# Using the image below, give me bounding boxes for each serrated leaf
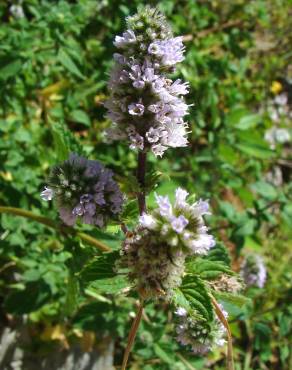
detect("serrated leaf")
[121,199,139,222]
[182,288,213,321]
[172,288,191,311]
[79,251,120,283]
[186,258,232,280]
[145,170,163,192]
[205,243,231,266]
[49,118,84,159]
[178,277,214,322]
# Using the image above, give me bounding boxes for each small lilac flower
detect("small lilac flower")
[175,188,189,208]
[114,30,136,48]
[171,215,189,233]
[155,194,172,218]
[152,143,167,157]
[175,307,187,316]
[191,199,211,216]
[145,127,162,143]
[129,133,144,150]
[190,234,216,255]
[128,103,145,116]
[139,213,157,229]
[40,186,54,201]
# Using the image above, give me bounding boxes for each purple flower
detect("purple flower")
[114,29,136,48]
[128,103,145,116]
[171,215,189,233]
[155,193,172,217]
[40,186,54,201]
[41,154,124,227]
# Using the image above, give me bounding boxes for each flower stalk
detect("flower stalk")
[0,206,111,252]
[121,299,144,370]
[137,151,147,215]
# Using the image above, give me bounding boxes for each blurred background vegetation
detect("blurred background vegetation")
[0,0,291,369]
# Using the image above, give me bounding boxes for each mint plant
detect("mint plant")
[1,5,247,370]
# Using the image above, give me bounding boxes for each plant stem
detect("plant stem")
[120,150,147,369]
[0,206,111,252]
[137,151,147,215]
[211,295,235,370]
[121,300,144,370]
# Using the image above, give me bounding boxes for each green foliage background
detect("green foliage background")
[0,0,291,369]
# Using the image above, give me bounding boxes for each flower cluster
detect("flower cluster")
[119,188,215,298]
[40,154,123,227]
[240,254,267,288]
[174,306,227,354]
[105,6,190,157]
[209,274,242,293]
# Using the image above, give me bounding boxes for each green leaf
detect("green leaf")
[204,243,231,266]
[87,275,128,294]
[80,251,128,295]
[5,282,51,314]
[214,291,251,307]
[178,277,214,322]
[186,258,232,280]
[236,132,275,159]
[0,59,22,80]
[50,121,70,161]
[69,109,91,126]
[236,114,261,130]
[153,344,173,364]
[58,49,85,79]
[145,170,163,193]
[121,200,139,222]
[49,118,84,160]
[64,274,79,316]
[234,218,257,237]
[251,181,278,200]
[79,251,120,283]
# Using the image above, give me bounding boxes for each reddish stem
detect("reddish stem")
[137,151,147,215]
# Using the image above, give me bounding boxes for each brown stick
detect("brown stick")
[211,296,235,370]
[183,19,243,42]
[121,300,144,370]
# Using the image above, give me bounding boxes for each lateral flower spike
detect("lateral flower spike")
[40,154,124,228]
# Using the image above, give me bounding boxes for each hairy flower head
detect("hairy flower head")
[174,304,228,354]
[119,188,215,298]
[240,254,267,288]
[40,154,123,227]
